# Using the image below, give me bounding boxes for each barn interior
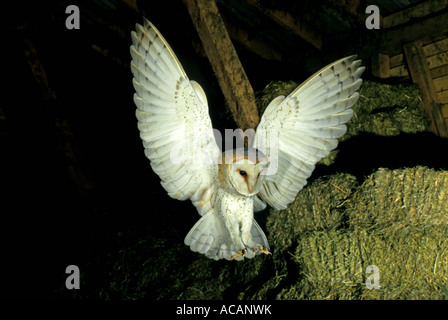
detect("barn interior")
[2,0,448,299]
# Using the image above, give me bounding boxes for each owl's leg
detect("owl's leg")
[221,216,247,259]
[231,249,247,260]
[253,244,271,255]
[241,220,270,256]
[240,216,259,253]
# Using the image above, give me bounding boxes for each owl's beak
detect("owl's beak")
[251,170,268,196]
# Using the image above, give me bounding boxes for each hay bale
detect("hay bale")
[268,166,448,300]
[94,226,268,300]
[266,173,358,250]
[97,229,188,299]
[347,80,429,139]
[278,228,448,300]
[348,167,448,233]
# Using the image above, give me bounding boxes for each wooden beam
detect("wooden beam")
[423,37,448,56]
[183,0,260,130]
[222,15,282,61]
[247,0,323,50]
[122,0,137,11]
[432,65,448,79]
[438,91,448,104]
[434,75,448,92]
[390,65,409,78]
[372,53,390,78]
[403,41,448,137]
[380,10,448,55]
[327,0,363,19]
[442,104,448,118]
[427,52,448,69]
[382,0,448,29]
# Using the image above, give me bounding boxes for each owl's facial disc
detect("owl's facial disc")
[229,159,269,196]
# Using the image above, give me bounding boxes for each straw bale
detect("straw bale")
[269,166,448,300]
[348,80,429,138]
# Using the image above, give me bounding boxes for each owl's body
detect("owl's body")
[130,18,365,260]
[185,147,270,260]
[188,186,258,260]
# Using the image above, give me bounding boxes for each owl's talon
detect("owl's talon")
[253,245,271,256]
[231,249,247,260]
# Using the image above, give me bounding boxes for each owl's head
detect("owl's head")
[222,147,269,196]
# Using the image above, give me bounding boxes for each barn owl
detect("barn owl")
[130,18,364,261]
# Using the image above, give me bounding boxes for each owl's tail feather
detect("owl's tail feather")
[184,211,236,260]
[250,219,270,252]
[184,211,270,261]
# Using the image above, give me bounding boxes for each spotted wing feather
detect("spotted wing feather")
[130,18,220,215]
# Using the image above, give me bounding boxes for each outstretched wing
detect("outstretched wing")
[253,55,365,210]
[130,18,220,215]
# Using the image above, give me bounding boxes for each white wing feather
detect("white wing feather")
[130,18,220,215]
[254,55,365,210]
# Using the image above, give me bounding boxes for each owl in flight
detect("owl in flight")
[130,18,364,261]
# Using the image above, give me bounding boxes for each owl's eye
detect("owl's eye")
[239,170,247,177]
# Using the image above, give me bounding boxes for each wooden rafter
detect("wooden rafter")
[184,0,260,130]
[382,0,448,29]
[222,15,282,61]
[372,53,390,78]
[381,9,448,55]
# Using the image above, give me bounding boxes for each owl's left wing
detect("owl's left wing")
[253,56,365,210]
[130,18,220,214]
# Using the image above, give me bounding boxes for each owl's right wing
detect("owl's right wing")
[253,56,364,210]
[130,18,220,215]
